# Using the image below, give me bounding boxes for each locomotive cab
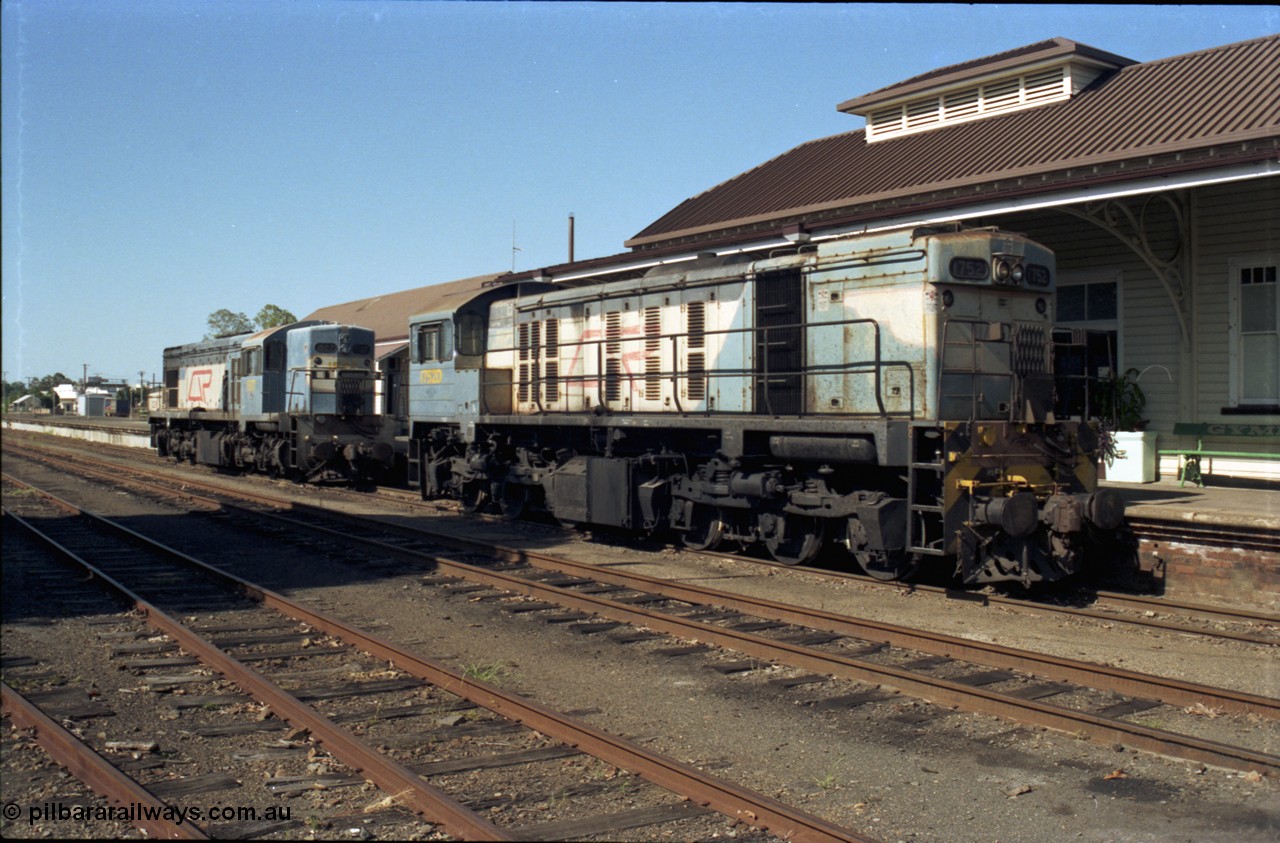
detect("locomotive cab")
[240,321,322,416]
[285,323,377,416]
[405,281,555,500]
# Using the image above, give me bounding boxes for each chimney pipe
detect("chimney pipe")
[568,213,575,264]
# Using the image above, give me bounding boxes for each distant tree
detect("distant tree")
[206,309,255,338]
[255,304,297,329]
[2,372,70,412]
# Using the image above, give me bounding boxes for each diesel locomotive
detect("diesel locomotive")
[150,321,394,483]
[404,226,1126,586]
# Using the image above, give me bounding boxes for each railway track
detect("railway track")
[7,433,1277,646]
[2,478,868,842]
[4,444,1276,780]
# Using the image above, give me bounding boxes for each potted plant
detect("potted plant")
[1095,368,1155,483]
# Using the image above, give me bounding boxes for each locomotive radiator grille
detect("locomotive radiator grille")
[517,320,546,405]
[605,311,622,402]
[518,322,530,404]
[1013,323,1049,377]
[687,301,707,401]
[544,318,559,404]
[645,306,662,401]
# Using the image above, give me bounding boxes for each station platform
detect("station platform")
[4,414,151,449]
[1106,479,1280,532]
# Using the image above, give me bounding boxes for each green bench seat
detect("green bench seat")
[1156,422,1280,486]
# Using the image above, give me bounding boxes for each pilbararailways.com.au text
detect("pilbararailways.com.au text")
[7,800,291,826]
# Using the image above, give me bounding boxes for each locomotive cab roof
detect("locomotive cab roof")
[408,280,556,325]
[241,320,327,344]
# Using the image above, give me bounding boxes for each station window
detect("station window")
[1057,279,1117,323]
[1229,258,1280,407]
[1053,270,1121,420]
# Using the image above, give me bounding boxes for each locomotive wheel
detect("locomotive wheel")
[856,550,921,581]
[765,515,824,566]
[497,483,528,520]
[460,481,489,515]
[681,504,725,551]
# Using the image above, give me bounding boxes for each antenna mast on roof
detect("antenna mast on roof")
[511,220,523,272]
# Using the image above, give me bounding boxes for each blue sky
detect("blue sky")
[3,2,1277,385]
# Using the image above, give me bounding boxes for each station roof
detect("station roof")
[302,273,507,351]
[626,34,1280,251]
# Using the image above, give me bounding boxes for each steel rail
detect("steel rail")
[3,503,515,842]
[1,683,209,840]
[332,534,1280,777]
[2,481,872,843]
[102,479,1271,778]
[9,439,1277,637]
[688,548,1280,640]
[273,499,1280,722]
[5,448,1275,717]
[8,450,1276,772]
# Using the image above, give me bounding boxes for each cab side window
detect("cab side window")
[457,311,486,356]
[415,321,453,363]
[243,347,262,376]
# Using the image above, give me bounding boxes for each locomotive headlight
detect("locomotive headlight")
[1035,297,1048,314]
[994,259,1011,283]
[313,356,323,366]
[1010,263,1024,283]
[942,289,955,308]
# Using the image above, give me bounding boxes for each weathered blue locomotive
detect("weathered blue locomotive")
[403,226,1125,586]
[150,321,394,482]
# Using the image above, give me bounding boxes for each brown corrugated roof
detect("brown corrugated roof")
[628,35,1280,249]
[302,273,507,343]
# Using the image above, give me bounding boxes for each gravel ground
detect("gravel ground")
[2,448,1278,841]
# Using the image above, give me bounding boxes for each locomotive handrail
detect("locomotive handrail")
[487,314,914,418]
[760,323,774,417]
[669,332,684,415]
[508,247,927,313]
[939,316,1020,423]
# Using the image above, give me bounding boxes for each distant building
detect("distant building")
[9,393,43,413]
[52,384,79,414]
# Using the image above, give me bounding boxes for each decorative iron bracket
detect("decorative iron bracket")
[1059,192,1190,348]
